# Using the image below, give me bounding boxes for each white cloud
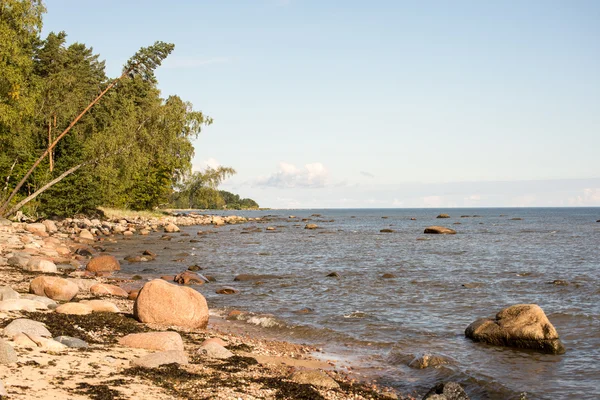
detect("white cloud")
[568,188,600,206]
[192,157,221,172]
[360,171,375,178]
[162,57,229,69]
[422,195,443,208]
[255,162,329,188]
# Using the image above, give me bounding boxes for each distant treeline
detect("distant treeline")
[0,1,255,217]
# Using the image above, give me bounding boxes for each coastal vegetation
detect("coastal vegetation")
[0,0,256,218]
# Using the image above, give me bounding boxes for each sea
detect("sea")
[104,208,600,399]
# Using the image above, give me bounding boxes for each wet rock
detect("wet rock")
[423,382,469,400]
[119,331,184,352]
[511,217,523,221]
[381,273,397,279]
[326,272,340,278]
[142,250,157,258]
[305,223,318,229]
[380,229,395,233]
[79,229,95,241]
[24,258,58,273]
[290,369,339,389]
[465,304,566,354]
[75,246,95,257]
[86,255,120,273]
[233,274,281,282]
[80,299,120,313]
[461,283,484,289]
[408,353,454,369]
[132,350,188,368]
[174,271,209,285]
[0,340,18,364]
[197,341,233,359]
[134,279,209,329]
[436,214,450,219]
[424,226,457,235]
[3,319,51,338]
[294,307,314,314]
[54,336,89,349]
[215,287,239,295]
[410,217,417,220]
[187,264,203,271]
[164,223,180,233]
[132,275,143,280]
[30,276,79,301]
[0,299,47,312]
[0,286,19,301]
[90,283,129,297]
[547,280,569,286]
[55,302,93,315]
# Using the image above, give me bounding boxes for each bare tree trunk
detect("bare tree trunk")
[5,163,84,217]
[0,70,129,216]
[48,119,53,172]
[2,158,18,195]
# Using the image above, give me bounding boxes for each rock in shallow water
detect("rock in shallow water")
[424,226,456,234]
[422,382,469,400]
[465,304,565,354]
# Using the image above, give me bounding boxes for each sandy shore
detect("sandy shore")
[0,216,405,400]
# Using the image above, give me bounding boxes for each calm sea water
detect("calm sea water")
[107,208,600,399]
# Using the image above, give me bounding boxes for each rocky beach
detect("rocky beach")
[0,213,407,400]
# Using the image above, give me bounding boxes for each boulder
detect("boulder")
[24,258,57,273]
[86,255,120,273]
[174,271,209,285]
[422,382,469,400]
[7,256,29,268]
[79,229,95,241]
[201,337,227,347]
[408,353,454,369]
[465,304,565,354]
[424,226,457,235]
[128,289,140,301]
[25,223,47,234]
[133,279,209,329]
[3,319,51,338]
[215,287,239,295]
[436,214,451,219]
[132,350,188,368]
[13,334,67,352]
[90,283,129,297]
[80,299,120,313]
[0,299,47,312]
[197,341,233,359]
[0,286,19,301]
[305,223,318,230]
[290,369,339,389]
[380,229,395,233]
[0,340,17,364]
[42,220,58,233]
[54,336,89,349]
[55,302,93,315]
[20,294,57,308]
[30,276,79,301]
[119,332,184,352]
[164,223,180,233]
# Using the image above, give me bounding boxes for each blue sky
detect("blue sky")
[43,1,600,208]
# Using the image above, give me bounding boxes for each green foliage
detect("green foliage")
[0,6,213,217]
[219,190,259,210]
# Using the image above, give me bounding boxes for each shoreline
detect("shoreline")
[0,215,406,400]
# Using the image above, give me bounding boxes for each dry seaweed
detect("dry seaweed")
[21,311,148,343]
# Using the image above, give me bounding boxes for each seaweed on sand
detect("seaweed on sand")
[20,311,148,344]
[71,382,125,400]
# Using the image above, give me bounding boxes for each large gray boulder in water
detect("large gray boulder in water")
[423,382,469,400]
[465,304,565,354]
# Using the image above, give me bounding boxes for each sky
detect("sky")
[42,0,600,208]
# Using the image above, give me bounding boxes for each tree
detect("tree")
[171,166,236,209]
[0,41,175,217]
